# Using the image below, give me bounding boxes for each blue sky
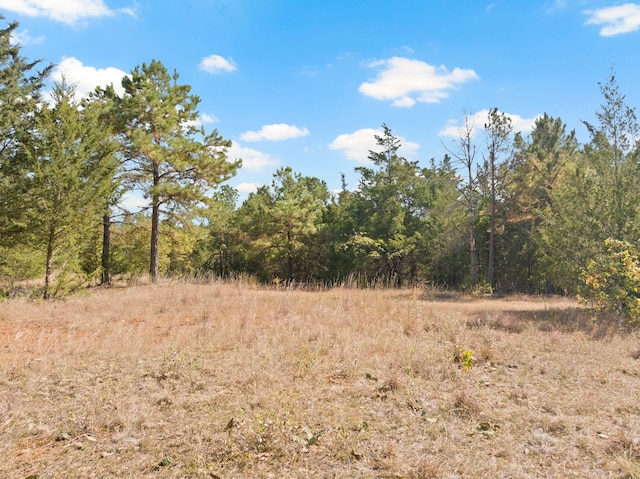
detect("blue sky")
[3,0,640,203]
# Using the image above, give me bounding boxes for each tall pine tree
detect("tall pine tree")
[118,60,240,282]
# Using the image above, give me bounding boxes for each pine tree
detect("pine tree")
[504,114,577,292]
[118,60,240,282]
[540,72,640,293]
[347,125,435,286]
[482,108,512,289]
[236,167,329,283]
[83,84,126,285]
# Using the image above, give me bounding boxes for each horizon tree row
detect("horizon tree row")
[191,72,640,296]
[1,20,639,299]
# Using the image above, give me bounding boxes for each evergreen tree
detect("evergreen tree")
[108,213,151,280]
[21,82,119,298]
[321,179,361,284]
[582,70,640,240]
[347,125,436,286]
[118,60,240,282]
[193,185,240,277]
[504,114,577,292]
[482,108,512,289]
[83,84,126,285]
[0,19,52,280]
[541,72,640,293]
[235,167,329,283]
[420,156,467,288]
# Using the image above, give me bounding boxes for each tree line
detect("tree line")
[2,20,639,300]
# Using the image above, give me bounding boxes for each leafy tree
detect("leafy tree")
[118,60,240,282]
[579,239,640,322]
[20,82,119,298]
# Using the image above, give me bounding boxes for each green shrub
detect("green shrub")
[578,239,640,322]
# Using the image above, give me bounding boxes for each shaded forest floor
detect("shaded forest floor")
[1,281,640,478]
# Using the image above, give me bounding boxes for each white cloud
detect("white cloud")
[329,128,419,164]
[0,0,134,24]
[199,54,237,74]
[119,192,149,212]
[509,113,542,135]
[584,3,640,36]
[544,0,567,14]
[228,142,279,172]
[52,57,127,98]
[235,182,261,194]
[330,128,380,162]
[402,140,421,158]
[438,119,466,139]
[438,109,541,139]
[9,29,45,46]
[359,57,479,107]
[201,113,220,124]
[181,113,220,131]
[240,123,310,142]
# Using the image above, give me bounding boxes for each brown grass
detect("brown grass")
[1,281,640,478]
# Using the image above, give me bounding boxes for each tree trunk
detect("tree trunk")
[487,154,496,288]
[286,227,293,282]
[101,213,111,285]
[468,163,477,284]
[44,224,56,300]
[150,162,160,283]
[150,198,160,283]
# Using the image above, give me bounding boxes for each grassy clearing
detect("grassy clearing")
[1,281,640,478]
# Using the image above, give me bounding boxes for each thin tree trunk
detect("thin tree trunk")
[286,228,293,282]
[445,111,479,287]
[44,224,56,300]
[488,155,496,288]
[150,198,160,283]
[150,162,160,283]
[101,213,111,285]
[468,163,477,284]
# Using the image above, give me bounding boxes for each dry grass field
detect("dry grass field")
[1,281,640,478]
